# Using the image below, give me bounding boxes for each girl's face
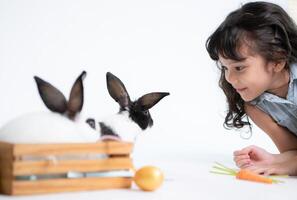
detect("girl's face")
[219,46,287,102]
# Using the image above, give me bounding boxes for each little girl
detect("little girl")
[206,2,297,175]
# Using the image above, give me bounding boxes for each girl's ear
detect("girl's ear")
[106,72,131,108]
[34,76,67,114]
[273,60,287,72]
[67,71,86,118]
[137,92,170,110]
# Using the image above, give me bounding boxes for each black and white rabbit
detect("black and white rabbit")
[0,71,169,144]
[87,72,170,143]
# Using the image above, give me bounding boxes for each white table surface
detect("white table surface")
[1,153,296,200]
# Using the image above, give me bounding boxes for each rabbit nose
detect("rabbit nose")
[99,122,121,141]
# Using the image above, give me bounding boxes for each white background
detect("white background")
[0,0,290,163]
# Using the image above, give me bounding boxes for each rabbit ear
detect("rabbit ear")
[137,92,170,110]
[67,71,86,119]
[34,76,67,114]
[106,72,131,108]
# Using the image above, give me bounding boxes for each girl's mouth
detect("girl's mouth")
[236,88,247,93]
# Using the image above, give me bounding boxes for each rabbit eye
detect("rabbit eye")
[86,118,96,129]
[143,110,149,115]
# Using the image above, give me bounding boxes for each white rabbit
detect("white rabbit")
[0,71,99,144]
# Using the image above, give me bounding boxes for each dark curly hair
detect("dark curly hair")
[205,2,297,130]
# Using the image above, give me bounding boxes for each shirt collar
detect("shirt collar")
[286,63,297,102]
[289,63,297,83]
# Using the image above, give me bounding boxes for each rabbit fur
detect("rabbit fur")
[0,71,169,144]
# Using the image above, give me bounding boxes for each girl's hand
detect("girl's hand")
[244,157,297,176]
[233,145,276,169]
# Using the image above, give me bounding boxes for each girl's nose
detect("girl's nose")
[225,71,238,85]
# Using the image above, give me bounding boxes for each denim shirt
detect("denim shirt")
[250,63,297,135]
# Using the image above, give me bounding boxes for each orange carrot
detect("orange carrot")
[236,169,273,184]
[210,162,283,184]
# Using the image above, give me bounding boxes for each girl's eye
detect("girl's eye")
[235,66,245,71]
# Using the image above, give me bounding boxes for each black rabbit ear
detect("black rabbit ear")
[137,92,170,110]
[34,76,67,114]
[106,72,131,108]
[68,71,86,118]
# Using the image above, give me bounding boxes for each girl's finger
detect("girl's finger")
[234,146,256,156]
[244,165,258,172]
[240,145,257,154]
[233,154,250,163]
[247,166,267,175]
[233,150,247,156]
[263,169,274,176]
[237,158,251,168]
[241,162,253,169]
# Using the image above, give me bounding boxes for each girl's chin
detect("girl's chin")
[239,94,256,102]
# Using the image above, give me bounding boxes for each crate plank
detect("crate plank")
[12,177,132,195]
[13,141,133,156]
[13,157,133,175]
[0,142,14,195]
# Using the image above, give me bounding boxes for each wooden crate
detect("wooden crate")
[0,141,134,195]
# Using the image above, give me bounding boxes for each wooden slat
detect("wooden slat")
[12,178,132,195]
[13,157,133,175]
[12,177,132,195]
[0,141,13,159]
[13,141,133,156]
[0,142,14,195]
